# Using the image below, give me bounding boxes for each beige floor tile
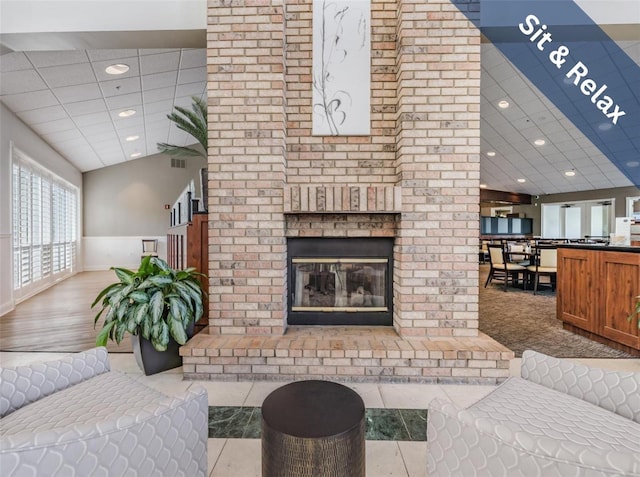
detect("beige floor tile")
[207,439,226,476]
[108,353,145,374]
[0,352,68,367]
[243,381,290,407]
[195,381,254,407]
[379,384,449,409]
[366,440,408,476]
[398,441,427,477]
[347,382,385,408]
[210,439,261,477]
[439,384,497,409]
[136,371,193,395]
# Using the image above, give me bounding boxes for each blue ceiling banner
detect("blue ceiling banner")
[453,0,640,188]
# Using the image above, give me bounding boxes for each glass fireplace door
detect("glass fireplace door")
[287,238,393,326]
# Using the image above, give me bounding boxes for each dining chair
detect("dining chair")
[485,244,527,291]
[526,245,557,295]
[141,239,159,261]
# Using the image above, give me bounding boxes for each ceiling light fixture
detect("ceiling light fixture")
[105,64,130,75]
[534,139,546,146]
[125,135,139,142]
[564,170,576,177]
[626,161,640,168]
[118,109,136,118]
[598,122,612,131]
[480,184,488,189]
[517,178,526,183]
[130,152,142,158]
[486,151,496,157]
[498,100,510,109]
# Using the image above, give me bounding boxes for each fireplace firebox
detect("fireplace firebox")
[287,238,393,325]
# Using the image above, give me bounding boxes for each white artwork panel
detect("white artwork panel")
[312,0,371,136]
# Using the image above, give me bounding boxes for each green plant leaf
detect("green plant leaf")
[134,303,150,325]
[115,323,126,344]
[169,316,188,345]
[149,275,174,287]
[91,282,122,308]
[142,317,151,340]
[96,321,115,346]
[151,257,172,273]
[113,267,135,284]
[126,312,138,334]
[128,290,150,304]
[150,290,164,323]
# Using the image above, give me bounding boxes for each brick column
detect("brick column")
[207,0,287,335]
[394,0,481,337]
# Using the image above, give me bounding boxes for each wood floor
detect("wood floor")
[0,271,133,353]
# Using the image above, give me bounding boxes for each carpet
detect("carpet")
[479,264,633,359]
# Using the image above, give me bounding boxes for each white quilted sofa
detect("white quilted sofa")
[0,347,208,477]
[427,350,640,476]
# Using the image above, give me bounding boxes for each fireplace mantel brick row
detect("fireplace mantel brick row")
[198,0,512,383]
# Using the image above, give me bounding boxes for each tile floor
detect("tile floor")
[1,352,638,477]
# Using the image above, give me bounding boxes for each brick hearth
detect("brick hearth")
[181,327,513,383]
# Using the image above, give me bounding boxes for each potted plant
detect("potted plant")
[92,256,204,375]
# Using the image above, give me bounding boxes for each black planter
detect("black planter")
[132,322,195,376]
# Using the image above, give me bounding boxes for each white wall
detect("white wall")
[0,103,83,315]
[83,236,166,271]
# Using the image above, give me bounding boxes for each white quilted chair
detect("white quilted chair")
[0,347,208,477]
[427,350,640,476]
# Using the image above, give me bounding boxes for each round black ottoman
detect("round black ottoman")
[261,380,365,477]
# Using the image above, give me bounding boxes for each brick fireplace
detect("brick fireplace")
[180,0,513,382]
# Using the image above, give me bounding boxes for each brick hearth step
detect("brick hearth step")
[180,327,513,384]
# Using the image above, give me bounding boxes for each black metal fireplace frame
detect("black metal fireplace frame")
[287,238,393,326]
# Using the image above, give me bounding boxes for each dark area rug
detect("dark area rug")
[479,264,633,358]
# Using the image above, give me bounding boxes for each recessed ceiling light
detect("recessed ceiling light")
[517,178,526,183]
[130,152,142,158]
[118,109,136,118]
[105,64,130,75]
[598,122,612,131]
[534,139,546,146]
[125,135,139,142]
[498,100,510,109]
[486,151,496,157]
[627,161,640,168]
[480,184,488,189]
[564,170,576,177]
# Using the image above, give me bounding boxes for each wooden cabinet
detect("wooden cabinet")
[557,246,640,353]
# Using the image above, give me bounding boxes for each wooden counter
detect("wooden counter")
[557,245,640,355]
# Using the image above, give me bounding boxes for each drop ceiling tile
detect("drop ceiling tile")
[177,67,206,85]
[64,99,108,117]
[79,122,117,137]
[71,111,111,127]
[53,83,102,103]
[176,82,206,97]
[143,99,174,114]
[112,115,144,130]
[139,49,180,56]
[142,71,178,90]
[87,49,139,62]
[105,92,142,110]
[180,49,206,69]
[31,118,77,135]
[41,129,83,144]
[139,51,180,75]
[0,52,32,72]
[26,51,89,68]
[0,70,48,95]
[100,76,141,97]
[143,86,176,103]
[38,63,97,88]
[17,105,69,124]
[144,111,169,123]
